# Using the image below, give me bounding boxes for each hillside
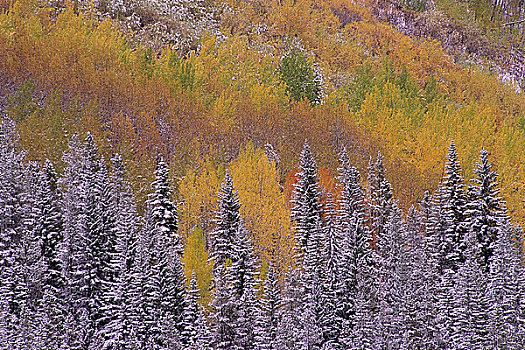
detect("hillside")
[1,0,525,218]
[2,0,525,348]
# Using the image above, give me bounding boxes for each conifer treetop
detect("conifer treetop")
[291,140,322,258]
[212,170,241,268]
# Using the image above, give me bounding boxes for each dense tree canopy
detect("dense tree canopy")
[1,123,524,348]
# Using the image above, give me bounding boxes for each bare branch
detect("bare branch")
[503,18,525,26]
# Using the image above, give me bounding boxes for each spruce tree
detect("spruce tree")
[276,269,304,350]
[402,207,436,349]
[440,141,468,270]
[211,173,260,350]
[228,224,260,350]
[230,224,259,299]
[321,193,342,349]
[30,160,66,349]
[211,265,240,350]
[367,152,393,239]
[434,268,456,348]
[182,274,209,349]
[291,140,322,260]
[255,265,281,350]
[300,230,326,350]
[452,234,491,349]
[61,133,118,349]
[466,149,506,272]
[103,155,141,349]
[336,149,373,340]
[427,186,456,274]
[142,157,185,348]
[39,160,64,294]
[323,192,341,294]
[0,118,28,348]
[488,222,523,348]
[374,203,405,349]
[211,170,241,268]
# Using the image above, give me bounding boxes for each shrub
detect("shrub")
[278,50,322,105]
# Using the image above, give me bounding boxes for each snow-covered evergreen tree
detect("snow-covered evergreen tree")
[255,265,281,350]
[488,222,524,348]
[439,141,468,271]
[182,274,210,349]
[367,152,393,239]
[39,160,64,294]
[466,149,506,272]
[30,160,66,349]
[211,264,240,350]
[320,193,342,349]
[433,267,456,348]
[300,230,327,350]
[451,234,491,349]
[401,207,437,349]
[276,269,304,350]
[211,170,241,268]
[210,174,261,350]
[336,149,374,345]
[427,185,457,275]
[102,154,141,349]
[141,157,185,348]
[0,118,28,348]
[229,223,260,350]
[291,140,323,260]
[374,203,405,349]
[61,133,118,349]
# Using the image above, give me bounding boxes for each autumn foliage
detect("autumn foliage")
[1,0,525,244]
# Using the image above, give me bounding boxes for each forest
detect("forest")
[1,119,525,349]
[1,0,525,347]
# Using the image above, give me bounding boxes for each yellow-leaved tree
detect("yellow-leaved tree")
[229,143,295,275]
[178,160,223,242]
[182,227,213,308]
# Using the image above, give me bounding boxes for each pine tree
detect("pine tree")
[452,234,491,349]
[300,232,325,350]
[488,222,523,349]
[466,149,506,272]
[238,282,260,350]
[427,186,456,274]
[227,223,260,350]
[255,265,281,350]
[276,269,304,350]
[39,160,64,294]
[291,140,323,260]
[182,274,209,349]
[230,224,259,299]
[31,160,66,349]
[211,170,241,268]
[440,141,468,271]
[210,174,260,350]
[367,152,393,239]
[374,203,405,349]
[336,149,374,343]
[148,157,181,253]
[0,118,28,348]
[211,265,240,350]
[434,268,456,348]
[402,207,436,349]
[129,227,150,349]
[61,133,118,349]
[417,191,432,234]
[102,154,141,349]
[321,193,341,349]
[141,157,185,348]
[323,192,341,295]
